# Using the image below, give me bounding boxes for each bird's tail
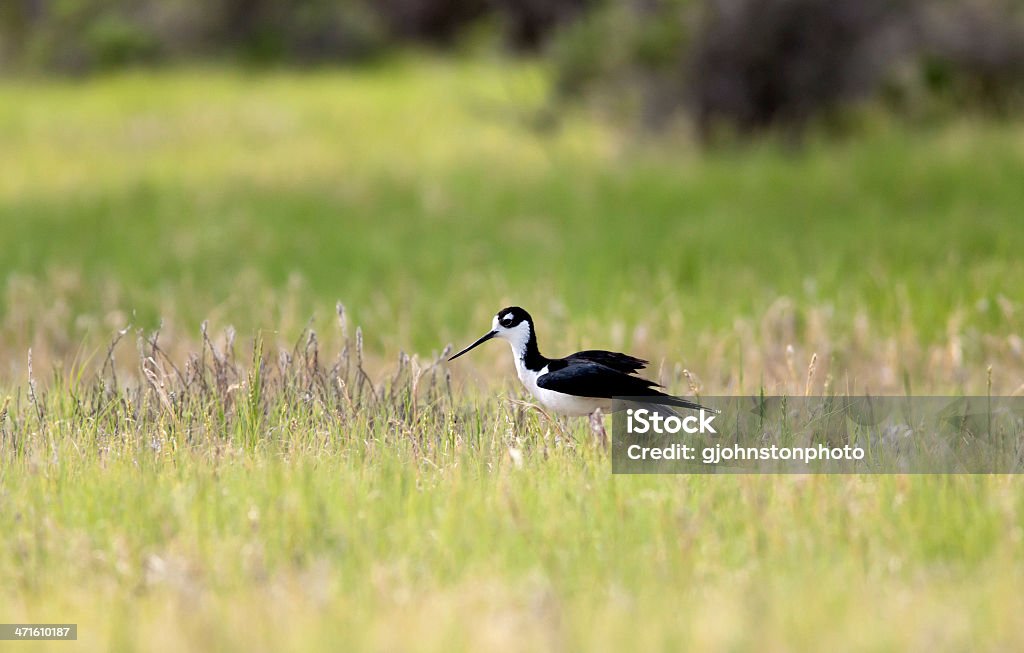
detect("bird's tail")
[627,389,719,416]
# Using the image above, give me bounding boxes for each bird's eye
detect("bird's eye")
[500,314,513,327]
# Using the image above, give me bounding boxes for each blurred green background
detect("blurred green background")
[2,0,1023,388]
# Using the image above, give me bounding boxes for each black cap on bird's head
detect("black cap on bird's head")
[449,306,534,361]
[494,306,531,330]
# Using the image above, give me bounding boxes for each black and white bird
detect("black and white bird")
[449,306,709,416]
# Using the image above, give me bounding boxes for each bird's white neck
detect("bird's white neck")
[495,320,532,362]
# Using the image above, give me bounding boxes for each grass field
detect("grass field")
[2,59,1024,651]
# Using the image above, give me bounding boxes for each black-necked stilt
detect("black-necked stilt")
[449,306,710,416]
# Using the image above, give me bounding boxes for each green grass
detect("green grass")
[1,59,1024,651]
[2,350,1023,652]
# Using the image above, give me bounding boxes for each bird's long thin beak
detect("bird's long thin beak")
[449,330,497,361]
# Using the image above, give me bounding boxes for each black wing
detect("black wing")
[538,360,711,412]
[563,350,648,374]
[538,360,660,397]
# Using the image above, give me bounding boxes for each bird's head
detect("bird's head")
[449,306,534,361]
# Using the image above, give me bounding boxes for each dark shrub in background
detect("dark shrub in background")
[374,0,488,44]
[492,0,594,50]
[551,0,1024,138]
[373,0,592,49]
[687,0,916,137]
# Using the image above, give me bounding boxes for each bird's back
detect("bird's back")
[563,350,648,375]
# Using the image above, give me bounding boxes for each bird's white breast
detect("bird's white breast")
[512,359,610,417]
